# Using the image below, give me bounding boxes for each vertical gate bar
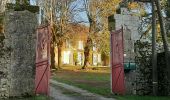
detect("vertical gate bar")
[110,32,113,93]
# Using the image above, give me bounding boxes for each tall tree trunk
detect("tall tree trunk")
[82,16,95,69]
[103,53,109,66]
[155,0,170,91]
[82,38,91,69]
[58,46,62,69]
[51,42,56,69]
[151,1,158,96]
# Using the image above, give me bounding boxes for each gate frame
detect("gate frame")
[110,27,125,95]
[35,25,51,95]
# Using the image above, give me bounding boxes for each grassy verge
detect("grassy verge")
[34,95,51,100]
[8,95,51,100]
[114,95,170,100]
[52,66,111,96]
[52,66,170,100]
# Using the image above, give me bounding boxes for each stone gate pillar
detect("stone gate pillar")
[114,8,141,94]
[3,10,38,97]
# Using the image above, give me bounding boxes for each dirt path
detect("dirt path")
[50,79,116,100]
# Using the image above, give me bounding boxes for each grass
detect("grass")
[8,95,51,100]
[114,95,170,100]
[52,66,170,100]
[52,66,111,96]
[33,95,50,100]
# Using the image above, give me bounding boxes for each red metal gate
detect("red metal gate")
[111,28,125,94]
[35,25,51,95]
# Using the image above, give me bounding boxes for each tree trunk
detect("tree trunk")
[82,37,91,69]
[51,42,56,69]
[155,0,170,92]
[82,16,95,69]
[58,46,62,69]
[151,0,158,96]
[103,54,109,66]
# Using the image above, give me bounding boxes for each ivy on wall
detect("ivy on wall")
[157,52,170,96]
[135,40,170,96]
[135,40,152,95]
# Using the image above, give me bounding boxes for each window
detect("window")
[66,40,71,48]
[98,54,101,63]
[93,42,97,51]
[77,52,83,65]
[78,41,83,50]
[93,46,97,51]
[93,54,98,66]
[63,51,71,64]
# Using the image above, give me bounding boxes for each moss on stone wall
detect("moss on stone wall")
[0,14,4,33]
[3,10,37,97]
[0,13,4,23]
[0,25,3,33]
[16,0,30,6]
[0,16,3,24]
[6,3,39,13]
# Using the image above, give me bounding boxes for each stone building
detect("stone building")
[54,24,102,67]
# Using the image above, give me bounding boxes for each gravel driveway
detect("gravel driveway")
[50,80,116,100]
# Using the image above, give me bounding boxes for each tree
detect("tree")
[37,0,80,69]
[154,0,170,93]
[82,0,121,69]
[135,0,170,95]
[151,0,158,96]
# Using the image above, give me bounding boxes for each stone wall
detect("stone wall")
[114,8,140,63]
[0,12,9,98]
[0,10,37,98]
[124,70,136,94]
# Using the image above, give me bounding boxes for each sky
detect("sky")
[29,0,153,27]
[30,0,89,26]
[72,0,89,25]
[30,0,36,5]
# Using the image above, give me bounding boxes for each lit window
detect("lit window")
[98,54,101,63]
[93,46,97,51]
[93,42,97,51]
[66,40,71,48]
[78,41,83,50]
[63,51,71,64]
[93,54,98,66]
[77,52,83,65]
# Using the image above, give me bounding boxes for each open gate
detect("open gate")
[35,25,51,95]
[111,28,125,94]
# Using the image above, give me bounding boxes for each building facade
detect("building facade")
[54,25,102,67]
